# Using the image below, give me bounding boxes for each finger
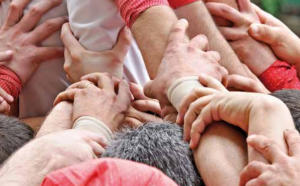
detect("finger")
[184,95,215,141]
[67,80,95,90]
[130,83,150,100]
[168,19,189,44]
[0,51,13,62]
[221,67,229,87]
[252,3,275,24]
[61,23,85,55]
[29,16,68,44]
[112,26,132,59]
[81,73,119,91]
[117,80,131,108]
[143,80,155,99]
[248,24,280,45]
[237,0,253,13]
[126,106,163,123]
[247,135,286,163]
[206,2,244,25]
[227,75,262,93]
[89,140,105,157]
[53,89,80,105]
[189,117,206,149]
[206,51,221,62]
[284,129,300,157]
[189,35,209,51]
[219,27,247,41]
[178,87,218,124]
[34,47,64,63]
[131,100,162,117]
[3,0,32,27]
[244,178,260,186]
[20,0,63,32]
[124,117,143,128]
[85,132,109,147]
[0,88,14,104]
[198,74,228,92]
[239,161,268,186]
[0,101,10,113]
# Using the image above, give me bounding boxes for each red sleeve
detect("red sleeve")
[0,65,21,100]
[259,60,300,92]
[168,0,199,9]
[116,0,170,28]
[41,158,178,186]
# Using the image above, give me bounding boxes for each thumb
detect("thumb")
[113,26,132,58]
[143,80,155,100]
[0,50,13,62]
[248,23,281,45]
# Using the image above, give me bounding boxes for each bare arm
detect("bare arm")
[131,6,178,79]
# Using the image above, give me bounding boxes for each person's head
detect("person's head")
[271,89,300,131]
[102,122,203,186]
[0,115,34,164]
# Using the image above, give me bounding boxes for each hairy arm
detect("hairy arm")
[35,102,73,138]
[131,6,178,79]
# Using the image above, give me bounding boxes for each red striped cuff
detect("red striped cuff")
[168,0,199,9]
[0,65,22,100]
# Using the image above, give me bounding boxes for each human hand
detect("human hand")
[54,73,131,131]
[227,74,270,93]
[206,0,277,76]
[0,0,66,85]
[240,130,300,186]
[61,23,132,83]
[178,74,288,149]
[249,4,300,66]
[144,19,228,118]
[124,83,162,127]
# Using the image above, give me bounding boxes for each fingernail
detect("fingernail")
[250,24,259,34]
[6,50,13,56]
[7,95,13,103]
[247,135,256,141]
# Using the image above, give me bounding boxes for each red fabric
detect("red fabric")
[0,65,21,100]
[116,0,169,28]
[259,60,300,92]
[168,0,199,9]
[41,158,178,186]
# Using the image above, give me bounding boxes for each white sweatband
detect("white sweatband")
[73,116,113,142]
[167,76,203,111]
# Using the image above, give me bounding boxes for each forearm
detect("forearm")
[21,117,45,133]
[174,1,255,78]
[35,102,73,138]
[131,6,178,79]
[248,98,295,162]
[194,122,247,186]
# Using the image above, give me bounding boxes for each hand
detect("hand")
[240,130,300,186]
[61,23,132,83]
[227,74,270,93]
[178,74,289,149]
[124,83,163,127]
[0,130,107,186]
[0,50,13,62]
[0,0,66,85]
[206,0,277,76]
[249,4,300,66]
[144,19,228,117]
[54,73,131,131]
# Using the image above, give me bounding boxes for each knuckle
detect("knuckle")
[187,45,197,53]
[29,6,42,16]
[9,2,19,12]
[43,20,57,31]
[171,26,184,34]
[262,140,277,152]
[70,52,83,63]
[63,63,70,72]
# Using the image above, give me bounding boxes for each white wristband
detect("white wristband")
[167,76,203,111]
[73,116,113,142]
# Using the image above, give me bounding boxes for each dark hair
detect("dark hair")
[271,89,300,131]
[0,115,34,164]
[102,122,204,186]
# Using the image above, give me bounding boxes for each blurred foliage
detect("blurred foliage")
[261,0,282,16]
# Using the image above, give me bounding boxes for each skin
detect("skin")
[0,130,107,186]
[249,4,300,78]
[61,23,132,82]
[240,130,300,186]
[206,0,277,76]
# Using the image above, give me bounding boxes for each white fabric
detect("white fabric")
[0,0,149,118]
[74,116,113,142]
[167,76,203,111]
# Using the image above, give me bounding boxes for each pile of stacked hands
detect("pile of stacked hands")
[0,0,300,185]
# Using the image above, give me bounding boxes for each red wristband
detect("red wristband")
[0,65,22,100]
[116,0,169,28]
[259,60,300,92]
[168,0,199,9]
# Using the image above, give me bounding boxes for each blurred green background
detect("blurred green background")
[252,0,300,36]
